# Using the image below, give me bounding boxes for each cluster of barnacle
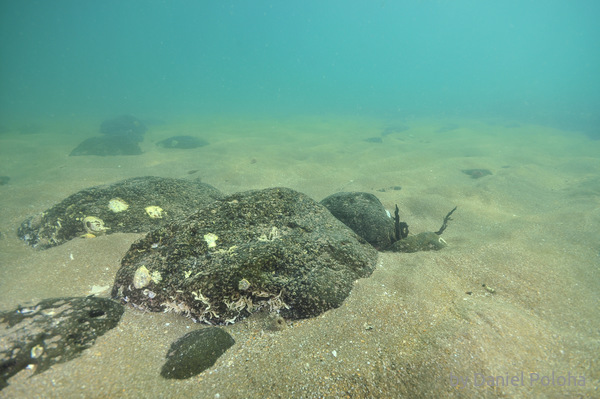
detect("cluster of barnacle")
[265,290,290,312]
[158,284,291,326]
[159,289,220,324]
[192,289,221,320]
[221,289,290,322]
[223,293,256,313]
[221,294,254,325]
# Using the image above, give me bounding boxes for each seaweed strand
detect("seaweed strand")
[435,206,457,236]
[394,205,409,241]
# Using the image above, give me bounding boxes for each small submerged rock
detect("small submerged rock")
[381,124,409,136]
[376,186,402,193]
[389,231,447,253]
[436,123,460,133]
[156,135,208,149]
[462,169,492,179]
[69,136,143,156]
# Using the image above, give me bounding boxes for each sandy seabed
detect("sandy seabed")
[0,115,598,398]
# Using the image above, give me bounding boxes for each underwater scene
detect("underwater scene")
[0,1,599,398]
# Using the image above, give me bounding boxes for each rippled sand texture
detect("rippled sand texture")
[1,116,598,398]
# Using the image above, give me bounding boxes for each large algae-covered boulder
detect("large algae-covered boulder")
[18,176,223,249]
[111,187,378,324]
[0,296,124,390]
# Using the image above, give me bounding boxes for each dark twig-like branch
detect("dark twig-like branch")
[435,206,457,235]
[394,205,400,241]
[394,204,409,241]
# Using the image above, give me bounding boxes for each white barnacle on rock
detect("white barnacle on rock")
[151,270,162,284]
[238,278,251,291]
[133,265,152,289]
[258,226,281,242]
[83,216,110,234]
[108,197,129,213]
[204,233,218,248]
[145,206,164,219]
[30,345,44,359]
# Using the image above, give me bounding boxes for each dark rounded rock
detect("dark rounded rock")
[320,192,395,250]
[161,327,235,379]
[112,187,377,324]
[18,176,223,249]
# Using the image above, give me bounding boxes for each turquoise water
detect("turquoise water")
[1,3,600,396]
[1,1,599,134]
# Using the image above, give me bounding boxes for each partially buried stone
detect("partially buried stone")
[389,232,447,253]
[112,187,378,324]
[17,176,223,249]
[462,169,492,179]
[320,191,396,250]
[156,135,208,149]
[161,327,235,379]
[0,296,124,390]
[381,124,409,136]
[69,136,142,156]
